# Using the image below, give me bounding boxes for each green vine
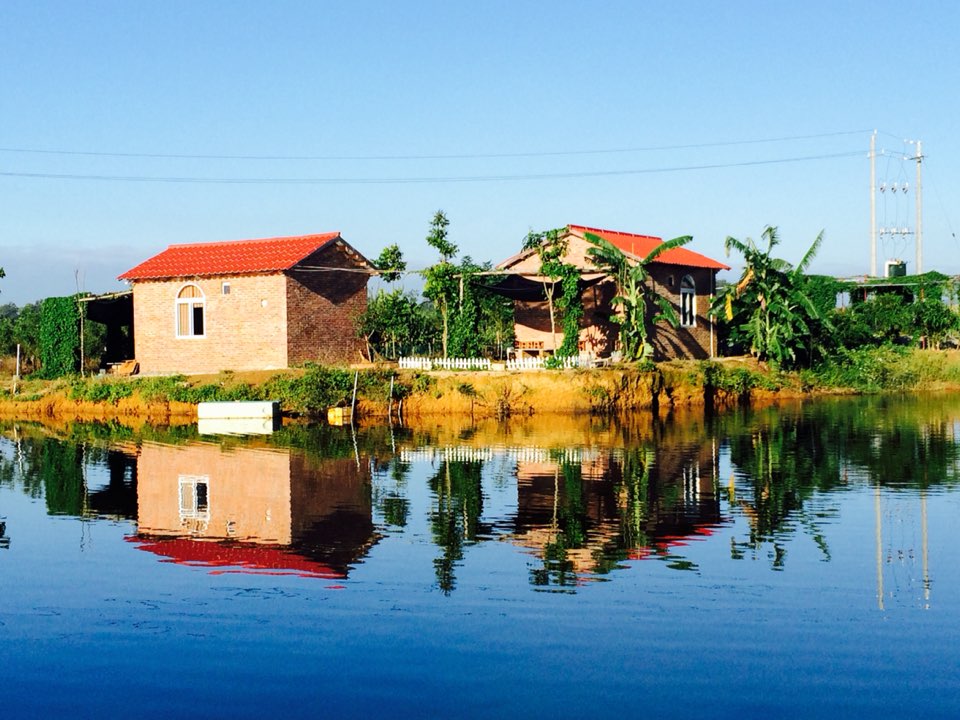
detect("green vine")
[556,266,583,356]
[524,228,583,356]
[39,296,81,378]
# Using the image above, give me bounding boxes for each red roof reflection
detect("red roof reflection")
[127,535,345,580]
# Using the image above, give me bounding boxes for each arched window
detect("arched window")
[680,275,696,327]
[176,284,205,337]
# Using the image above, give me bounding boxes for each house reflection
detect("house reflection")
[508,441,725,587]
[131,441,376,579]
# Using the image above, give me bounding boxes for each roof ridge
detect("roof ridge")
[166,232,341,249]
[568,224,663,242]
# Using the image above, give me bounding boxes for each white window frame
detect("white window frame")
[178,474,211,522]
[680,275,697,328]
[175,284,206,338]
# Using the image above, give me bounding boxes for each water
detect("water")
[2,395,960,718]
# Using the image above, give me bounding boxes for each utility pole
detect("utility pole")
[870,131,878,277]
[915,139,923,274]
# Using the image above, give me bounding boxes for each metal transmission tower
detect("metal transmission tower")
[869,132,924,277]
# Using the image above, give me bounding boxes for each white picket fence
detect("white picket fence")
[399,355,595,372]
[399,356,492,371]
[505,355,593,371]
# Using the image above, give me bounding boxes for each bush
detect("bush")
[263,364,354,415]
[811,346,918,392]
[68,377,135,404]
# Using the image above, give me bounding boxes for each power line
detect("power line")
[0,150,865,185]
[0,130,871,162]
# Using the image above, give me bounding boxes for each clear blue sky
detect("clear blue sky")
[2,0,958,305]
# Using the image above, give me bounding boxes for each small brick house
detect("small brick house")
[118,232,371,374]
[494,224,729,360]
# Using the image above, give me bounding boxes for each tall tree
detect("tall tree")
[423,211,459,357]
[720,226,828,367]
[586,232,692,360]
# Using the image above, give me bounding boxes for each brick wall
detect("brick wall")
[285,242,368,366]
[647,265,718,360]
[132,274,288,374]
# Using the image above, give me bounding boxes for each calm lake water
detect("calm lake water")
[2,395,960,718]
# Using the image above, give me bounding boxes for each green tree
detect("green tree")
[373,244,407,283]
[13,302,41,369]
[719,226,828,368]
[585,231,693,360]
[446,256,515,358]
[422,210,459,357]
[523,228,582,356]
[358,289,439,359]
[913,296,960,347]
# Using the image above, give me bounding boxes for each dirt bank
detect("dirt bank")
[5,351,957,425]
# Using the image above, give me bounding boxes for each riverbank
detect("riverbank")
[3,348,960,424]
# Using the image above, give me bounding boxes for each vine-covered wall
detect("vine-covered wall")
[39,296,81,377]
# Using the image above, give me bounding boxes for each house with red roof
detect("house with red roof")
[118,232,372,374]
[493,225,729,360]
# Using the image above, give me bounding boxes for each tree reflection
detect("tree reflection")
[374,457,411,528]
[428,460,486,594]
[529,461,587,591]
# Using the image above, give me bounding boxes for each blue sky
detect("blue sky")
[2,1,958,305]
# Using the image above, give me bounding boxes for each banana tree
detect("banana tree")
[721,226,829,367]
[585,232,692,360]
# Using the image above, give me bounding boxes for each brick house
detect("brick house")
[118,233,371,374]
[493,224,729,360]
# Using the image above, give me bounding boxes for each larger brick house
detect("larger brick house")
[494,224,729,360]
[119,232,371,374]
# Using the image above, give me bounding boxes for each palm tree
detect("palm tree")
[585,232,692,360]
[721,226,828,367]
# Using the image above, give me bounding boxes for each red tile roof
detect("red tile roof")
[118,232,343,281]
[569,224,730,271]
[127,536,345,580]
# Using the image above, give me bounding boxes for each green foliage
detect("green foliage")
[264,364,355,414]
[809,345,918,392]
[13,303,41,364]
[373,243,407,283]
[425,209,457,260]
[68,377,136,403]
[408,372,436,396]
[717,226,829,368]
[556,266,583,356]
[359,289,439,359]
[447,257,512,358]
[524,228,583,357]
[697,361,766,395]
[913,296,960,346]
[828,289,960,350]
[38,296,81,378]
[586,231,692,360]
[422,219,459,357]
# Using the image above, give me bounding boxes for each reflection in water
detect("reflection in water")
[132,441,376,579]
[2,393,959,600]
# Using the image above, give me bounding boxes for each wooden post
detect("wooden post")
[350,370,359,426]
[387,375,395,423]
[78,297,85,377]
[12,344,20,395]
